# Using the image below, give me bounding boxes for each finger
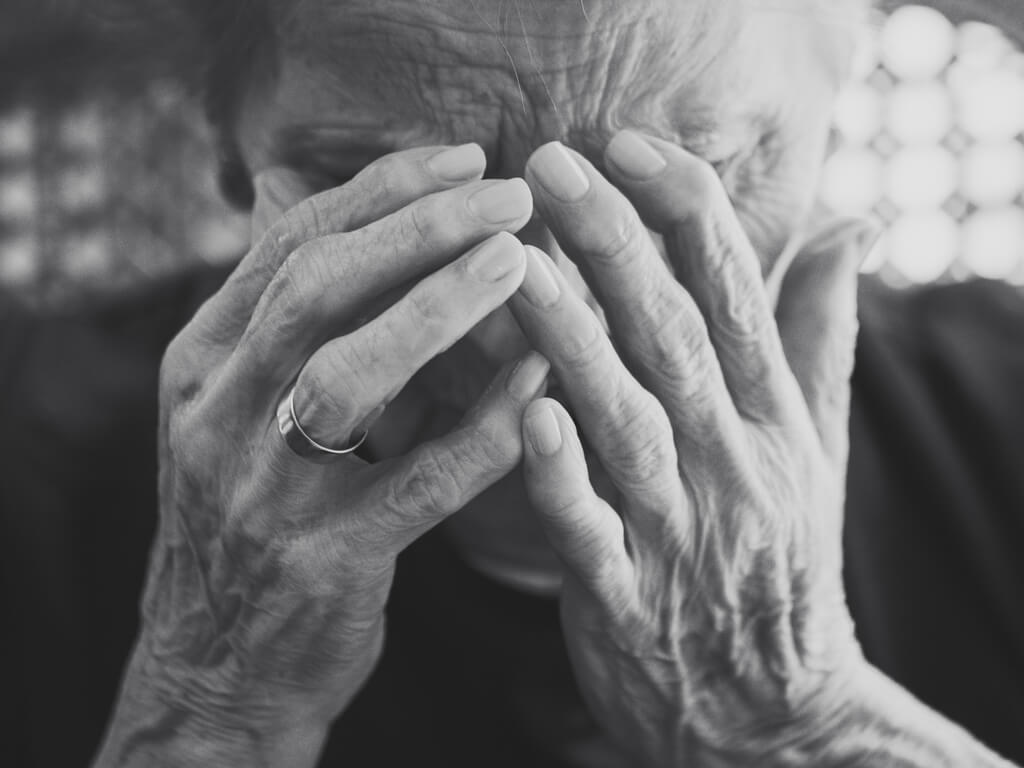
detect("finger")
[524,141,740,442]
[250,166,316,244]
[230,177,533,390]
[192,144,487,343]
[521,399,635,613]
[291,233,527,446]
[776,219,877,466]
[359,351,551,546]
[602,130,798,423]
[510,246,693,517]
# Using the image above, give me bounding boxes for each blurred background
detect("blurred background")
[827,2,1024,287]
[0,0,249,309]
[3,1,1024,307]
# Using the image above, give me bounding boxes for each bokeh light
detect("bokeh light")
[824,5,1024,286]
[957,21,1017,70]
[821,148,885,215]
[0,82,251,306]
[57,105,103,153]
[0,108,34,157]
[886,211,960,283]
[955,69,1024,140]
[57,165,106,213]
[0,172,37,221]
[962,208,1024,279]
[0,236,39,285]
[886,82,953,144]
[885,147,958,209]
[961,142,1024,206]
[61,231,112,279]
[834,84,885,145]
[881,6,956,80]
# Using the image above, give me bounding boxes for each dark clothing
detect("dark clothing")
[2,274,1023,767]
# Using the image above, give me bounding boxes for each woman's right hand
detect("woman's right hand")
[96,145,546,765]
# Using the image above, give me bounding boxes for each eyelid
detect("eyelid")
[277,133,392,189]
[285,161,353,192]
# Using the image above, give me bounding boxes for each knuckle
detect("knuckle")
[560,320,609,373]
[166,403,221,480]
[366,153,415,197]
[589,211,646,265]
[266,244,329,323]
[669,325,720,404]
[260,219,301,264]
[611,393,676,484]
[222,503,277,562]
[547,495,604,553]
[635,293,714,385]
[263,250,305,313]
[391,448,460,521]
[297,357,365,438]
[282,194,328,241]
[159,334,191,400]
[720,292,764,347]
[458,416,519,474]
[680,210,735,289]
[159,332,208,408]
[405,197,447,245]
[256,189,336,267]
[405,282,450,327]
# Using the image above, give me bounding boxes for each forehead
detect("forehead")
[279,0,736,67]
[242,0,816,175]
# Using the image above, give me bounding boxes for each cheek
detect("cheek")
[727,121,832,275]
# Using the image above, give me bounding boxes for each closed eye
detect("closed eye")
[275,125,394,190]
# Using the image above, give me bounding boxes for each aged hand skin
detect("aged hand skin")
[93,145,547,767]
[514,131,1018,767]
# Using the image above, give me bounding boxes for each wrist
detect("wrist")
[93,638,335,768]
[760,661,1015,768]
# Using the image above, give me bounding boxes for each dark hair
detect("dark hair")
[181,2,277,208]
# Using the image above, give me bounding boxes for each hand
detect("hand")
[511,133,875,766]
[101,145,548,763]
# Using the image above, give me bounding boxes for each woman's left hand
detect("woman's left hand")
[511,132,877,766]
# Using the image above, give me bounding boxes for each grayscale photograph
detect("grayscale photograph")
[2,1,1023,765]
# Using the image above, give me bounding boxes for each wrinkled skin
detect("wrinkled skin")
[238,0,853,588]
[96,149,554,766]
[514,135,871,765]
[97,1,902,766]
[243,0,845,267]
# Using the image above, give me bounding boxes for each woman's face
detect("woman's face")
[235,0,858,581]
[238,0,854,268]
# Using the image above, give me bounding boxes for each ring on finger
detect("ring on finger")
[276,385,369,463]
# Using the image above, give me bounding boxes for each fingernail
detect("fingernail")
[606,130,666,180]
[506,352,551,400]
[467,178,533,224]
[529,143,590,202]
[427,143,486,181]
[466,233,526,281]
[525,405,563,456]
[518,246,562,308]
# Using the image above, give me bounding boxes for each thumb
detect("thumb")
[776,218,880,467]
[250,166,316,243]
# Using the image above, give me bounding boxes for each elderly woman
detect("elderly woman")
[4,0,1021,766]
